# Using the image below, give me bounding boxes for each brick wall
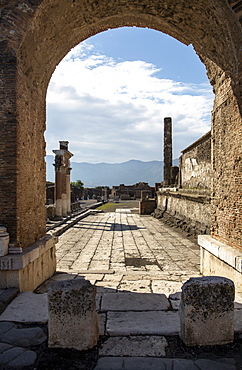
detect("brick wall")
[210,73,242,248]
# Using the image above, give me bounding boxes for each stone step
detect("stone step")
[94,357,236,370]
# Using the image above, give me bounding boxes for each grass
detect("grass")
[96,202,125,211]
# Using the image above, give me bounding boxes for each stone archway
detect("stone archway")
[0,0,241,290]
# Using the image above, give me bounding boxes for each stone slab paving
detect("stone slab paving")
[101,292,170,311]
[94,357,237,370]
[106,311,180,336]
[0,291,48,323]
[0,209,242,368]
[55,212,201,280]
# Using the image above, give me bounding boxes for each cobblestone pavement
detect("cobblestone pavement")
[1,209,242,369]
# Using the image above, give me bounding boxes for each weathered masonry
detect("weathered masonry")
[179,131,211,193]
[0,0,242,290]
[154,131,211,235]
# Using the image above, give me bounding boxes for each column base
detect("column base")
[0,234,57,292]
[198,235,242,293]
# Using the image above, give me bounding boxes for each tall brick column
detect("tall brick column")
[53,141,73,218]
[163,117,172,186]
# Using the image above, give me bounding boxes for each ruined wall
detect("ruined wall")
[154,191,211,236]
[179,132,211,193]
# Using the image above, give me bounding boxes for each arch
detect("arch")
[0,0,241,290]
[18,0,241,92]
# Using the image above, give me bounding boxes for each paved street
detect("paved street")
[1,208,242,369]
[54,209,238,369]
[56,210,201,291]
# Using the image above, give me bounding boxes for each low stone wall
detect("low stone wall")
[153,190,210,236]
[139,199,157,215]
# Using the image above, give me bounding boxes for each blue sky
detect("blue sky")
[46,27,213,163]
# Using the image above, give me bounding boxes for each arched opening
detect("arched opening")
[45,27,213,169]
[0,0,241,291]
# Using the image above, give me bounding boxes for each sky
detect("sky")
[45,27,214,163]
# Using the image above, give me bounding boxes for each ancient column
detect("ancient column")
[66,168,71,214]
[163,117,172,186]
[53,141,73,218]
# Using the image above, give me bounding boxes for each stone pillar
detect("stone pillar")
[180,276,235,346]
[163,117,172,186]
[48,279,99,351]
[53,141,73,218]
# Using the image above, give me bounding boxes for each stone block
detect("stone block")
[48,279,99,351]
[179,276,235,346]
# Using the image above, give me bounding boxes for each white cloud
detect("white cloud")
[46,41,213,163]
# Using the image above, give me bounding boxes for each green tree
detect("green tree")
[71,180,84,190]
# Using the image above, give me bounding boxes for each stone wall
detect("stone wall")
[155,131,211,236]
[154,191,210,236]
[179,132,211,193]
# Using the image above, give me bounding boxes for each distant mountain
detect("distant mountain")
[46,156,179,187]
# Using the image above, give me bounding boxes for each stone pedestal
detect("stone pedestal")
[0,234,56,291]
[0,227,9,257]
[48,279,99,351]
[179,276,234,346]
